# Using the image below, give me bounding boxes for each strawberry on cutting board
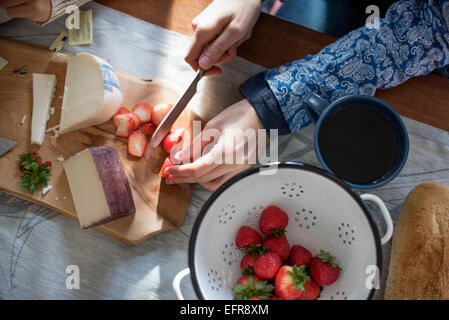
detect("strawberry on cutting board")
[162,128,185,154]
[275,265,320,300]
[128,130,147,157]
[113,113,135,138]
[152,103,173,125]
[263,233,290,260]
[235,226,263,252]
[141,122,157,137]
[259,205,289,236]
[310,250,341,285]
[159,157,175,177]
[232,275,274,300]
[289,244,313,267]
[254,251,282,279]
[132,103,152,123]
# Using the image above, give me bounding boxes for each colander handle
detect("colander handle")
[173,268,190,300]
[361,194,394,245]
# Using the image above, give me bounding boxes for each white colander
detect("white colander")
[173,163,393,300]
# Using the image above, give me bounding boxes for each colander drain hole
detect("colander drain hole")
[281,182,304,198]
[295,209,318,229]
[338,223,356,245]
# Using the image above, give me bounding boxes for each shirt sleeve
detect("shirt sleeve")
[40,0,92,26]
[240,0,449,134]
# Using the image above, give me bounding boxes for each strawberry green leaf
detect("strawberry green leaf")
[317,250,342,269]
[289,265,311,291]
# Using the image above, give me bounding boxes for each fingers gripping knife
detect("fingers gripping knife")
[144,68,206,159]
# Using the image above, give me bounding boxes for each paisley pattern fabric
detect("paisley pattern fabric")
[265,0,449,133]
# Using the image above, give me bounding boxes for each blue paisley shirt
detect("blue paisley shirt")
[240,0,449,134]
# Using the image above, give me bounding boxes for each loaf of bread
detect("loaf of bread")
[384,182,449,300]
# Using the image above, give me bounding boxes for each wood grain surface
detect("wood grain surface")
[0,37,195,245]
[97,0,449,132]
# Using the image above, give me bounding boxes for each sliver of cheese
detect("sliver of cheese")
[0,56,7,71]
[59,53,123,134]
[31,73,57,145]
[63,146,135,229]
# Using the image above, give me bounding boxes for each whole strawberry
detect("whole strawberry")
[275,265,319,300]
[263,233,290,260]
[233,275,274,300]
[259,205,289,236]
[289,244,313,266]
[236,226,263,252]
[309,250,341,285]
[254,251,282,279]
[240,252,259,275]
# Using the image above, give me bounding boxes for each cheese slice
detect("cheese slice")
[31,73,57,145]
[0,9,12,24]
[0,56,7,71]
[59,53,123,134]
[64,146,135,229]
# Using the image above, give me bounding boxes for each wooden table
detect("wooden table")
[98,0,449,132]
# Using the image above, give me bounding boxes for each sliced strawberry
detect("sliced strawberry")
[162,128,185,154]
[129,112,141,130]
[289,245,313,267]
[275,265,318,300]
[259,205,289,236]
[236,226,263,251]
[263,233,291,260]
[141,122,157,137]
[159,157,175,177]
[309,250,341,285]
[240,252,259,275]
[233,275,274,300]
[152,103,173,126]
[128,130,147,157]
[254,251,282,279]
[132,103,152,123]
[114,113,134,137]
[117,107,130,114]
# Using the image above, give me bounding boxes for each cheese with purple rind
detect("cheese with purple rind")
[63,146,135,229]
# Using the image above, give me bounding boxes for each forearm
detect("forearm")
[41,0,91,25]
[241,0,449,134]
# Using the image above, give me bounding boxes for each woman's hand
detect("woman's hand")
[185,0,262,76]
[0,0,51,22]
[166,99,264,191]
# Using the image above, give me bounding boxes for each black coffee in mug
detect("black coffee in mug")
[318,106,398,185]
[304,93,409,189]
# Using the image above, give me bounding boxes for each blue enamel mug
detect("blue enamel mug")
[303,93,409,189]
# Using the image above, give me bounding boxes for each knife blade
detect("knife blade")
[0,137,16,156]
[145,68,206,159]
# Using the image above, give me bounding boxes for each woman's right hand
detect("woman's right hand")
[185,0,262,76]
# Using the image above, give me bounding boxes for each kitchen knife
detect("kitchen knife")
[0,137,16,156]
[145,68,206,159]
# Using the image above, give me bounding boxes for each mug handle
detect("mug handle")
[303,92,330,122]
[173,268,191,300]
[360,194,394,245]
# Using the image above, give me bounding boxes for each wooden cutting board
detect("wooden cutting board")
[0,37,197,245]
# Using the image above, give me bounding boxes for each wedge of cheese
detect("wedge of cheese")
[0,56,7,71]
[31,73,57,145]
[59,53,123,134]
[64,146,135,229]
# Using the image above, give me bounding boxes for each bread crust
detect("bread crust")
[385,182,449,300]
